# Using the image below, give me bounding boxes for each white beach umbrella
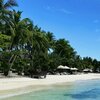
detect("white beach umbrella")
[83,68,90,72]
[64,66,70,69]
[70,67,78,71]
[57,65,64,69]
[57,65,70,70]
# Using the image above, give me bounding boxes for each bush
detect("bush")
[1,61,10,76]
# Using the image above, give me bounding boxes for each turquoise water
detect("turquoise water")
[2,79,100,100]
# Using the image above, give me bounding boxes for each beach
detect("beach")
[0,73,100,99]
[1,73,100,90]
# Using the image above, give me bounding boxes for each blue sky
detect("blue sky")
[15,0,100,60]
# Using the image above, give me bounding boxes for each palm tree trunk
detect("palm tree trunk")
[9,55,17,70]
[9,54,14,63]
[8,54,17,76]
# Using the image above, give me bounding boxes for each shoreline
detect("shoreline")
[1,73,100,99]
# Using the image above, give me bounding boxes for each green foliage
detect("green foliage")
[0,51,11,76]
[0,34,11,49]
[1,0,100,77]
[1,61,9,76]
[53,39,76,66]
[92,59,99,72]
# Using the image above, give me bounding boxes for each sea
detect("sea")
[1,79,100,100]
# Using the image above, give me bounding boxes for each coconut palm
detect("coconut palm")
[0,10,33,76]
[0,0,18,20]
[53,39,76,66]
[46,32,56,53]
[0,0,18,35]
[31,29,49,71]
[0,34,11,50]
[9,10,33,49]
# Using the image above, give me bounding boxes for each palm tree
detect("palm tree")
[0,0,18,9]
[0,33,11,50]
[53,39,76,66]
[0,0,18,20]
[0,0,18,50]
[0,0,18,35]
[46,32,56,53]
[31,29,49,71]
[0,10,33,76]
[9,10,33,49]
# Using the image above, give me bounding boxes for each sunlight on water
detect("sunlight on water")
[2,79,100,100]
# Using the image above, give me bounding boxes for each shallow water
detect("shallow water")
[2,79,100,100]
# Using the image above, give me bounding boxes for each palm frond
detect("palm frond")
[4,0,18,9]
[0,0,3,9]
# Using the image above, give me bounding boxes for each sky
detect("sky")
[15,0,100,60]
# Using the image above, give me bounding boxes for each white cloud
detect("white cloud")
[60,9,72,15]
[45,6,72,15]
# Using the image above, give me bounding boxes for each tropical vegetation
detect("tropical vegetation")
[0,0,100,76]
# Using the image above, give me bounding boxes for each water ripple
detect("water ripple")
[64,88,100,99]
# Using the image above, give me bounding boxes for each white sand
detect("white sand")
[0,73,100,99]
[0,73,100,91]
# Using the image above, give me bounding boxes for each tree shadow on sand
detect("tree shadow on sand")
[64,88,100,99]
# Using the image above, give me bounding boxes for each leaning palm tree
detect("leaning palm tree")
[4,10,33,76]
[9,10,33,49]
[0,0,18,35]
